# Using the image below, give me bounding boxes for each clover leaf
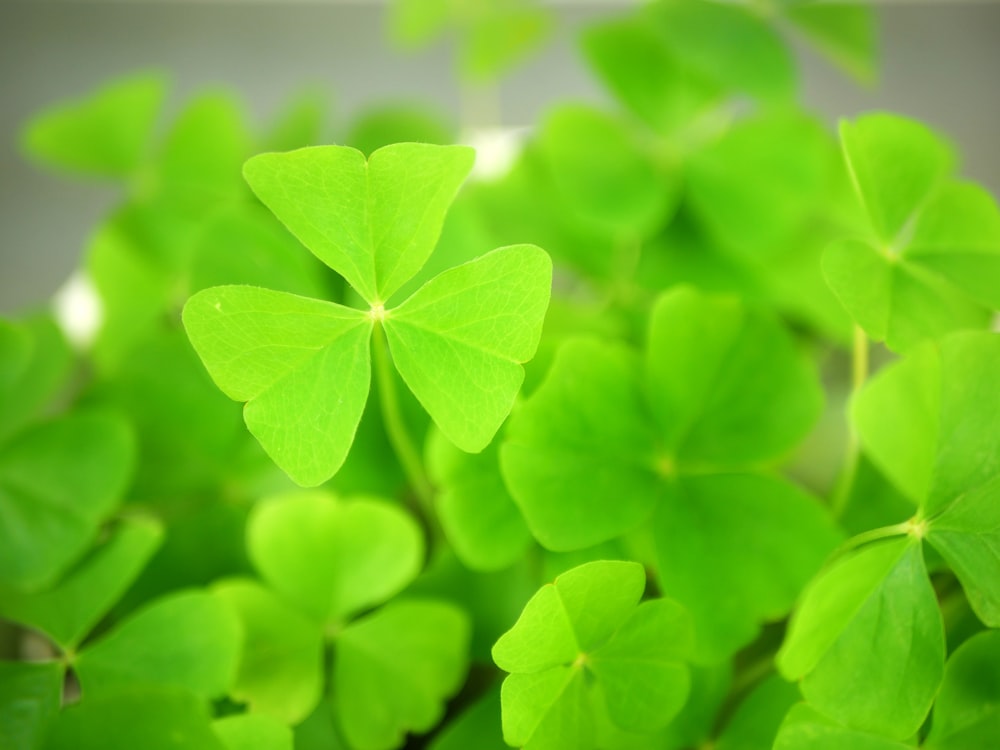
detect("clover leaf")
[924,629,1000,749]
[854,331,1000,625]
[0,660,62,750]
[184,143,551,486]
[824,113,1000,351]
[492,561,692,749]
[502,287,837,660]
[773,704,914,750]
[213,714,293,750]
[777,538,945,740]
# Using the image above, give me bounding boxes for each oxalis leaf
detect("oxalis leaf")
[184,143,551,486]
[501,286,836,661]
[492,560,692,749]
[824,113,1000,351]
[924,629,1000,749]
[854,331,1000,626]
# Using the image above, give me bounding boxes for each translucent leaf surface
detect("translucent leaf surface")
[22,73,164,177]
[183,286,372,486]
[778,539,944,739]
[654,473,840,662]
[0,661,62,750]
[44,687,225,750]
[247,491,423,625]
[243,143,474,304]
[332,599,470,750]
[0,517,162,649]
[427,429,532,571]
[925,630,1000,749]
[501,338,661,550]
[0,412,134,591]
[212,579,324,724]
[385,244,551,452]
[75,590,242,699]
[213,714,293,750]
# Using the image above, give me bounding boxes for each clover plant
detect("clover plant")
[2,0,1000,749]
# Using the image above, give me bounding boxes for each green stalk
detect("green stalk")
[371,322,435,520]
[831,325,869,518]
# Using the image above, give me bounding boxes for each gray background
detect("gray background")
[1,1,999,314]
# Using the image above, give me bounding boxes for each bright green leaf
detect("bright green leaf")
[715,674,800,750]
[654,473,840,662]
[385,244,551,452]
[75,590,242,699]
[428,683,507,750]
[0,660,63,750]
[247,491,423,625]
[501,338,661,550]
[778,539,944,739]
[260,90,327,153]
[839,113,954,246]
[182,286,372,487]
[332,599,470,750]
[0,319,31,389]
[538,104,677,237]
[427,428,532,571]
[213,714,293,750]
[773,703,914,750]
[645,287,823,466]
[784,3,877,85]
[925,629,1000,749]
[43,687,225,750]
[243,143,474,304]
[22,73,165,177]
[460,3,551,81]
[0,517,162,650]
[501,667,590,750]
[346,104,453,157]
[212,579,324,725]
[0,412,134,591]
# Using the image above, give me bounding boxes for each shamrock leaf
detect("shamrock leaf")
[212,579,324,725]
[0,411,135,591]
[0,661,63,750]
[74,590,242,700]
[247,491,423,626]
[924,629,1000,749]
[185,144,551,486]
[502,287,834,660]
[715,675,800,750]
[331,599,471,750]
[21,73,165,178]
[777,538,945,740]
[773,704,914,750]
[854,332,1000,625]
[0,517,162,650]
[492,561,692,749]
[44,687,225,750]
[824,114,1000,351]
[213,714,293,750]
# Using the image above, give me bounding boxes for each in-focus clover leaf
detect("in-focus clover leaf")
[772,704,914,750]
[777,538,945,739]
[824,114,1000,350]
[0,660,63,750]
[247,491,423,626]
[924,629,1000,749]
[185,143,551,485]
[427,428,532,571]
[854,332,1000,625]
[74,590,242,700]
[43,687,225,750]
[384,243,551,452]
[212,579,324,725]
[0,517,163,650]
[182,287,373,487]
[502,287,832,660]
[0,411,135,591]
[331,599,471,750]
[213,714,294,750]
[21,73,165,178]
[492,561,692,748]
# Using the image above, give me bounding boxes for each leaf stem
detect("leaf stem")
[831,325,869,518]
[371,322,436,520]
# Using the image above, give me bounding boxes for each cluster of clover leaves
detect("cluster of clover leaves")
[3,0,1000,748]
